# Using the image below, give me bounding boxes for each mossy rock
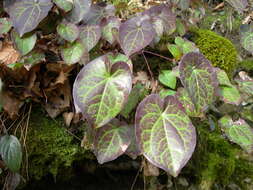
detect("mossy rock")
[191,29,238,76]
[24,108,93,180]
[187,121,253,190]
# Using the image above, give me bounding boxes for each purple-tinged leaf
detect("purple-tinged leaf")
[66,0,91,23]
[57,21,79,42]
[107,53,133,73]
[53,0,73,12]
[3,0,16,12]
[135,94,196,177]
[6,0,53,37]
[143,4,176,36]
[119,15,155,57]
[219,115,253,154]
[79,24,101,52]
[225,0,248,13]
[125,125,141,159]
[61,41,86,64]
[235,71,253,100]
[101,17,121,44]
[240,24,253,54]
[73,54,132,128]
[179,52,218,114]
[82,3,115,25]
[94,118,131,164]
[176,88,203,117]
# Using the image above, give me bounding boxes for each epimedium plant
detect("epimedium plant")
[0,0,253,187]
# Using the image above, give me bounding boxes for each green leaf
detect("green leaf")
[216,68,233,87]
[159,89,176,98]
[79,24,101,52]
[179,52,218,114]
[220,86,241,105]
[57,21,79,42]
[94,118,131,164]
[120,83,148,118]
[11,31,37,56]
[107,53,133,72]
[119,15,155,57]
[176,19,186,36]
[61,41,86,64]
[135,94,196,177]
[20,51,45,66]
[167,44,182,60]
[0,135,22,172]
[73,54,132,128]
[176,88,203,117]
[158,70,177,89]
[66,0,91,23]
[0,18,12,35]
[6,0,53,37]
[53,0,73,12]
[219,116,253,154]
[235,71,253,99]
[102,17,121,44]
[175,37,199,54]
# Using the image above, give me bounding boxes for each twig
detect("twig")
[130,162,144,190]
[143,50,173,62]
[142,50,154,81]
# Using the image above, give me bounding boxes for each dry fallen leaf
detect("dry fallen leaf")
[0,43,20,65]
[63,112,74,127]
[143,159,160,177]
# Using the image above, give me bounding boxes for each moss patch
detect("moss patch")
[25,108,91,180]
[191,29,238,76]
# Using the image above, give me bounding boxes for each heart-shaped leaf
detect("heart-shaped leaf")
[11,31,37,56]
[216,68,233,87]
[6,0,53,37]
[219,116,253,154]
[158,70,177,89]
[179,52,218,114]
[94,118,131,164]
[102,17,121,44]
[82,3,115,25]
[53,0,73,12]
[57,21,79,42]
[107,53,133,72]
[125,125,141,159]
[73,55,132,128]
[61,41,86,64]
[0,135,22,172]
[119,15,155,57]
[0,18,12,35]
[79,24,101,52]
[219,86,241,105]
[135,94,196,177]
[235,71,253,99]
[66,0,91,23]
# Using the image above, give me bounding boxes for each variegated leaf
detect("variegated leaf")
[66,0,91,23]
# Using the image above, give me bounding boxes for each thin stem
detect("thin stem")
[142,51,154,81]
[143,50,173,62]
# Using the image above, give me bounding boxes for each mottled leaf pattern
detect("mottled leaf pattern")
[176,88,202,117]
[219,116,253,154]
[220,86,241,105]
[57,21,79,42]
[216,68,233,87]
[125,125,141,159]
[179,52,218,114]
[240,24,253,54]
[79,25,101,52]
[11,31,37,56]
[119,15,155,57]
[66,0,91,23]
[61,41,86,64]
[135,94,196,177]
[102,17,121,44]
[6,0,53,36]
[0,135,22,172]
[225,0,248,13]
[94,118,131,164]
[235,71,253,99]
[73,55,132,128]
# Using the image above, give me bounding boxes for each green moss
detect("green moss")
[239,60,253,74]
[25,108,91,180]
[191,29,238,76]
